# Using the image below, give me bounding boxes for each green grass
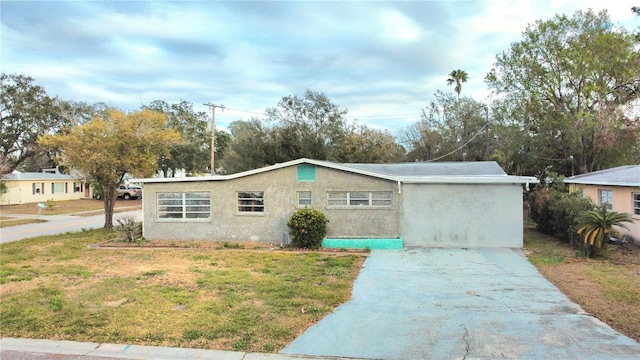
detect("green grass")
[0,228,364,352]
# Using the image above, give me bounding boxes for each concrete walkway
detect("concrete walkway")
[281,248,640,359]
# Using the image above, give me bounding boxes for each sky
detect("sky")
[1,0,638,134]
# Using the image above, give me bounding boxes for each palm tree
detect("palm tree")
[446,69,469,100]
[576,206,633,257]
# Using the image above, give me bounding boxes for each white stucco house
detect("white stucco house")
[133,158,537,248]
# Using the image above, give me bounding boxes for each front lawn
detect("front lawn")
[524,221,640,342]
[0,229,365,352]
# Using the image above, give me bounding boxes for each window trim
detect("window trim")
[156,192,211,222]
[326,191,392,208]
[633,192,640,216]
[236,191,265,215]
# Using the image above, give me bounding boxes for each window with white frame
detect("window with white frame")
[634,193,640,215]
[327,191,392,208]
[297,191,312,207]
[599,190,613,210]
[237,191,264,213]
[157,192,211,220]
[52,182,66,194]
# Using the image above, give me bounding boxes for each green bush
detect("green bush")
[529,175,594,249]
[287,209,329,250]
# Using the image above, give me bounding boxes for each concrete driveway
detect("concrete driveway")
[281,248,640,359]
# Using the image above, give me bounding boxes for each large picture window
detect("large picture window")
[52,182,66,194]
[327,191,392,208]
[237,191,264,213]
[157,192,210,220]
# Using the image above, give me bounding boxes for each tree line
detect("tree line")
[1,9,639,227]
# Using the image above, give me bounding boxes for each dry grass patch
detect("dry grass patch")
[0,199,141,216]
[524,222,640,342]
[0,216,47,228]
[0,229,365,353]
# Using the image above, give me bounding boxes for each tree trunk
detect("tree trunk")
[102,186,118,228]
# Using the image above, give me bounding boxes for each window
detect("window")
[74,182,83,193]
[157,192,211,220]
[237,191,264,213]
[327,191,392,208]
[297,165,316,181]
[52,182,65,194]
[297,191,312,207]
[634,193,640,215]
[599,190,613,210]
[32,183,44,195]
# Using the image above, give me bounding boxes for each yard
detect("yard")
[0,229,365,352]
[523,221,640,342]
[0,215,638,351]
[0,199,141,216]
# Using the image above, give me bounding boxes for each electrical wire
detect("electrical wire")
[426,122,490,162]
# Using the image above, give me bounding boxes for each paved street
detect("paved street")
[0,210,142,243]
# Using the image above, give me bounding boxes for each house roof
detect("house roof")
[564,165,640,187]
[1,171,81,181]
[132,158,537,185]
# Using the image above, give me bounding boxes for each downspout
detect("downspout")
[397,180,402,195]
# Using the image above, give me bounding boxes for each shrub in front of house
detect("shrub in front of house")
[287,209,329,250]
[529,176,594,248]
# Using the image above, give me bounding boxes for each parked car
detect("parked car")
[117,185,142,200]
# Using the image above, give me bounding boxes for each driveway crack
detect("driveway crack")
[461,324,470,360]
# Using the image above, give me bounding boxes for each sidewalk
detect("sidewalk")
[0,338,367,360]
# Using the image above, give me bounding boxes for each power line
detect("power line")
[426,122,490,162]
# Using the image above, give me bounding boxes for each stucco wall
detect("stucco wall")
[399,183,524,247]
[0,179,86,205]
[575,184,640,243]
[142,166,399,243]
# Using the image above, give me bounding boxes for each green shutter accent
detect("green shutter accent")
[297,165,316,181]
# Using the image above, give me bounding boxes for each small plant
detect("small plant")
[46,198,56,210]
[116,216,143,243]
[576,206,633,258]
[287,209,329,250]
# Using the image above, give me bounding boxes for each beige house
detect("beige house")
[134,158,537,248]
[565,165,640,243]
[0,170,88,205]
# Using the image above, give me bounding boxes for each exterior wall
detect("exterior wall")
[399,183,524,248]
[142,166,399,243]
[572,184,640,243]
[0,179,86,205]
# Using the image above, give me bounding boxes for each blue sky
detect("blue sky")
[1,1,637,134]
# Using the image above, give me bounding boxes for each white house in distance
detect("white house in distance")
[0,169,88,205]
[565,165,640,243]
[133,158,537,248]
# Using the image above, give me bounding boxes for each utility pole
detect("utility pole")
[203,103,225,175]
[483,105,490,160]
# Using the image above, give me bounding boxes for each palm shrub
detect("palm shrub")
[576,206,632,258]
[287,209,329,250]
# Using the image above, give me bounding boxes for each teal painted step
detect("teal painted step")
[322,237,404,250]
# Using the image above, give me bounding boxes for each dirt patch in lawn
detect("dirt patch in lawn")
[524,223,640,342]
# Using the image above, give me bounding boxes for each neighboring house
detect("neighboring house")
[0,170,88,205]
[565,165,640,243]
[134,158,537,248]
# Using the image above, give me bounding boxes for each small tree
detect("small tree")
[576,206,633,257]
[40,108,181,228]
[287,209,329,250]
